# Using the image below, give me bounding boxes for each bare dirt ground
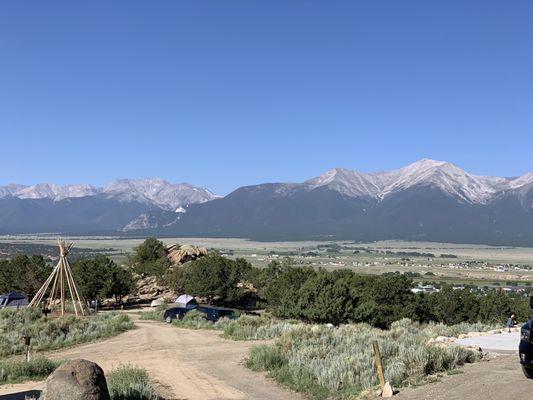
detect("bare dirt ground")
[0,313,302,400]
[396,353,533,400]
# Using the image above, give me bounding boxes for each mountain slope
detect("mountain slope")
[0,195,158,234]
[149,160,533,245]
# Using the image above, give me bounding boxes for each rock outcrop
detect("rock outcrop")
[122,244,208,305]
[124,274,176,304]
[43,359,110,400]
[166,244,208,265]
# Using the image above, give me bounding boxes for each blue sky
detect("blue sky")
[0,1,531,195]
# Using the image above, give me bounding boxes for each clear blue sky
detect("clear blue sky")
[0,1,531,195]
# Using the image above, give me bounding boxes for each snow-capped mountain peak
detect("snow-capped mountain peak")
[379,159,499,204]
[509,173,533,189]
[11,183,99,201]
[102,179,216,210]
[0,178,218,210]
[305,168,380,197]
[307,159,533,205]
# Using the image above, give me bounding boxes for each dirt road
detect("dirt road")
[0,315,301,400]
[396,353,533,400]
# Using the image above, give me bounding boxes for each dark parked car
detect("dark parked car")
[163,305,236,323]
[519,296,533,378]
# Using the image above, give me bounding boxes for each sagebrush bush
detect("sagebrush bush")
[139,304,170,321]
[246,318,483,399]
[222,314,298,340]
[171,309,219,330]
[0,308,134,357]
[0,356,60,384]
[107,365,161,400]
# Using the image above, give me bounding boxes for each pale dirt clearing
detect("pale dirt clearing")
[0,314,302,400]
[395,353,533,400]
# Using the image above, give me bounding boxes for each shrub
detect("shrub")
[139,304,170,321]
[245,318,482,399]
[246,345,286,371]
[0,356,60,384]
[222,315,297,340]
[171,309,219,330]
[107,365,161,400]
[0,308,134,357]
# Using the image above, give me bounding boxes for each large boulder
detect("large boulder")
[43,359,110,400]
[166,244,208,265]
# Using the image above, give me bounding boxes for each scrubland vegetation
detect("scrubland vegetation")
[141,309,496,399]
[245,319,481,399]
[0,308,133,357]
[0,356,60,384]
[138,306,168,321]
[107,365,161,400]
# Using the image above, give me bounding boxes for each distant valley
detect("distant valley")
[1,159,533,245]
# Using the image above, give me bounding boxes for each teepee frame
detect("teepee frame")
[29,239,89,316]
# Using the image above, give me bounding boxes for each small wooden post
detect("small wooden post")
[373,341,386,389]
[22,336,31,362]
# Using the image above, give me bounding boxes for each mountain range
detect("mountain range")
[0,179,216,234]
[1,159,533,245]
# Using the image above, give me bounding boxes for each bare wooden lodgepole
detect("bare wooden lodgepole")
[29,239,89,316]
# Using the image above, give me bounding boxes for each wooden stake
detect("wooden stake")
[373,341,386,389]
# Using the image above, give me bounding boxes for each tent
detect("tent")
[0,292,29,308]
[174,294,198,308]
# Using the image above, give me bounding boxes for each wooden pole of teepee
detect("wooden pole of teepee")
[48,264,60,311]
[65,258,86,316]
[60,256,65,316]
[64,258,78,316]
[29,264,57,307]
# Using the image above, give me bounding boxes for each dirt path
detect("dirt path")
[0,314,301,400]
[396,353,533,400]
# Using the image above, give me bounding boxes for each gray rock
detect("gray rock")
[43,359,110,400]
